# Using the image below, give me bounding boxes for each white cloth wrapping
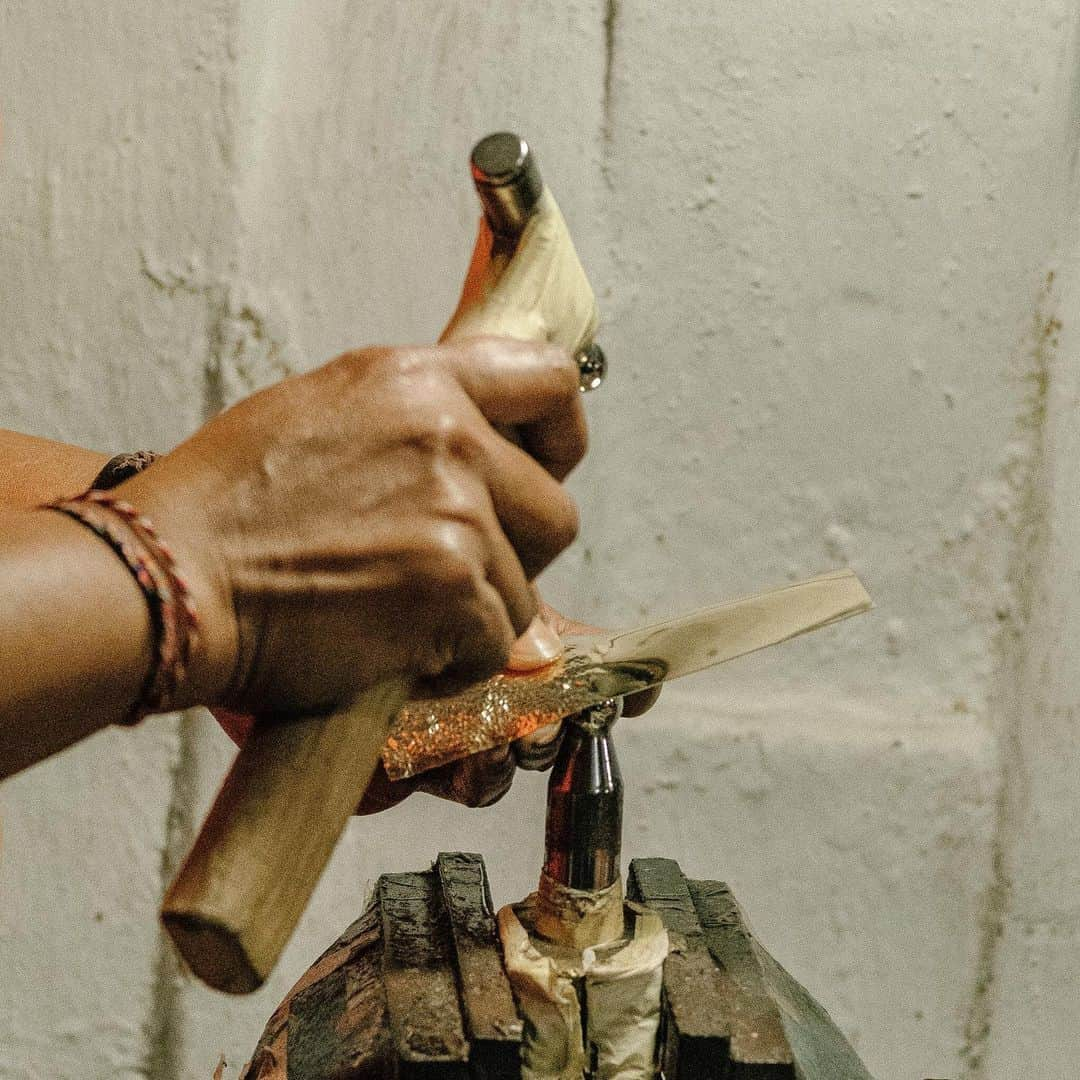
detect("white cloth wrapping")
[584,913,669,1079]
[497,903,669,1080]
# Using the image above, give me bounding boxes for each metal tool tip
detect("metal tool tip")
[576,342,606,392]
[543,700,624,891]
[470,132,544,238]
[470,132,531,184]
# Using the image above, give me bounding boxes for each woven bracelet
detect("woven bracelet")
[47,488,200,725]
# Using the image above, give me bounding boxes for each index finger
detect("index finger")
[438,336,588,481]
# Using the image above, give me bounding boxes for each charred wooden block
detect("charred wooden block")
[436,853,522,1080]
[241,859,517,1080]
[628,858,743,1079]
[627,857,702,938]
[686,876,873,1079]
[684,878,795,1079]
[379,871,471,1078]
[629,859,874,1080]
[240,907,393,1080]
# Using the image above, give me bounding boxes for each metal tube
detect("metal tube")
[542,699,623,892]
[470,131,545,238]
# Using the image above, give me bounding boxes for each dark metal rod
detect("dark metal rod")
[542,699,623,891]
[470,131,545,238]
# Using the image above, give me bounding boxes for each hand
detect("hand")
[506,602,662,769]
[122,338,586,715]
[353,601,661,813]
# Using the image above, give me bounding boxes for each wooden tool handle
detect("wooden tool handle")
[162,142,599,993]
[161,678,409,992]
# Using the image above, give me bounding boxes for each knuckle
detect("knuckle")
[458,335,503,364]
[426,602,513,687]
[447,418,483,463]
[335,345,394,379]
[422,523,483,595]
[405,410,458,459]
[482,623,515,674]
[433,412,482,463]
[404,407,481,466]
[333,345,375,369]
[415,636,456,681]
[381,345,430,379]
[436,551,480,598]
[462,603,515,677]
[547,496,580,554]
[510,587,539,637]
[351,345,436,393]
[437,486,488,535]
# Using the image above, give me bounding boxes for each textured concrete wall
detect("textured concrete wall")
[0,2,1077,1077]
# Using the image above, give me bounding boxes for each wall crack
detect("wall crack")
[602,0,618,149]
[959,271,1060,1078]
[140,249,298,416]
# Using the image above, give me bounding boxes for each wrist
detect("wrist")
[119,467,240,711]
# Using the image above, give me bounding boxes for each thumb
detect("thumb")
[505,614,563,671]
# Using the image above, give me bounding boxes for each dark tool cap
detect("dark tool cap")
[471,132,545,237]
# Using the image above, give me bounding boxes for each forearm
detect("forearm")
[0,430,109,509]
[0,508,151,778]
[0,339,587,783]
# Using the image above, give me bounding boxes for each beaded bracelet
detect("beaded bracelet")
[47,489,200,725]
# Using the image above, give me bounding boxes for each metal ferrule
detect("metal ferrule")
[542,699,623,891]
[470,131,545,239]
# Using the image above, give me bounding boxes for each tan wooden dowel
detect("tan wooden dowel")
[160,678,409,992]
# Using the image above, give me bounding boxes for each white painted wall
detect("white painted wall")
[0,2,1076,1077]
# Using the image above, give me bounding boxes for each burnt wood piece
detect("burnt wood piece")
[379,872,471,1079]
[627,857,702,937]
[240,906,393,1080]
[436,853,522,1080]
[687,878,874,1080]
[685,878,795,1079]
[630,858,767,1079]
[628,859,874,1080]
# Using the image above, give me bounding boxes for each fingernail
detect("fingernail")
[506,616,562,671]
[524,722,562,747]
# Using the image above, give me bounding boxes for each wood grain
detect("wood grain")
[161,677,409,992]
